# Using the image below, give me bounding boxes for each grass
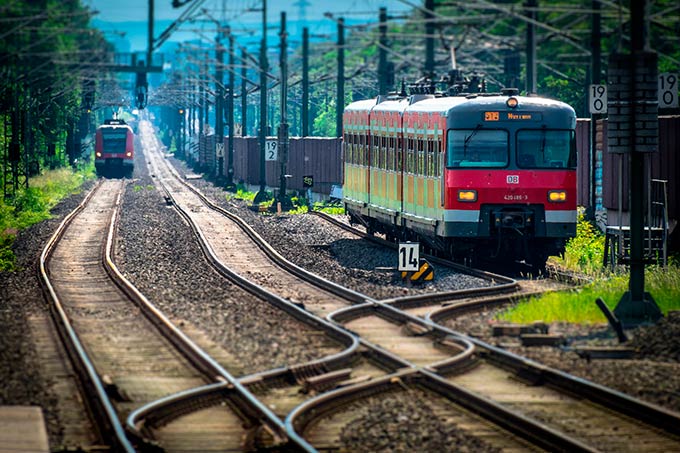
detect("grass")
[0,165,95,271]
[497,266,680,324]
[499,211,680,324]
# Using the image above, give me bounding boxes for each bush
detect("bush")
[553,212,605,274]
[0,166,94,271]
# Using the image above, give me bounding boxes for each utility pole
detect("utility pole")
[525,0,537,93]
[147,0,154,67]
[302,27,309,137]
[226,31,235,189]
[215,27,225,182]
[278,12,291,209]
[378,8,388,95]
[607,0,661,326]
[336,17,345,138]
[241,48,248,136]
[254,0,269,204]
[588,0,602,220]
[424,0,434,78]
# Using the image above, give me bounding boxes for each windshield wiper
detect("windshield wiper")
[463,124,483,156]
[540,126,547,161]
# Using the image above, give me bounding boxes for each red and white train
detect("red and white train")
[342,87,577,267]
[94,119,134,177]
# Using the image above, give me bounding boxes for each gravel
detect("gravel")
[167,156,493,300]
[1,136,678,450]
[164,155,680,414]
[339,390,501,453]
[0,179,95,448]
[115,149,341,376]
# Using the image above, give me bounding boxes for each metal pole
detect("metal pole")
[379,7,388,95]
[215,28,225,180]
[241,48,248,136]
[629,0,645,302]
[147,0,154,67]
[525,0,537,94]
[255,0,269,203]
[588,0,601,220]
[278,12,290,209]
[227,32,235,188]
[424,0,434,78]
[302,27,309,137]
[336,17,344,138]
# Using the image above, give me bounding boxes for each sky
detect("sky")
[84,0,414,52]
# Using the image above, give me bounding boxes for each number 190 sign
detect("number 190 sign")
[659,73,678,108]
[398,242,420,271]
[589,84,607,114]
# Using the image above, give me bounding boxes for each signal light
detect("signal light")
[548,190,567,202]
[457,190,477,202]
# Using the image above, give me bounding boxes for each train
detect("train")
[342,82,577,268]
[94,119,135,177]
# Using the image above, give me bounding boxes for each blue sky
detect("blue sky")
[84,0,414,51]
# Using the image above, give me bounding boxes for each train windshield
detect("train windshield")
[101,128,128,153]
[447,129,508,168]
[516,129,576,169]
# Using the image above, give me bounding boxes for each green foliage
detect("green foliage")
[0,167,94,271]
[552,213,605,275]
[498,265,680,324]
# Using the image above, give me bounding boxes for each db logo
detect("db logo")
[506,175,520,184]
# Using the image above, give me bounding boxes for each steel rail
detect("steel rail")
[38,180,136,452]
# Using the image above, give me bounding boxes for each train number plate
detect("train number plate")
[506,175,520,184]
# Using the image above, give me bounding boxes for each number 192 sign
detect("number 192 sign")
[398,242,420,271]
[265,140,278,161]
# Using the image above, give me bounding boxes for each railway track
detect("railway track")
[38,177,310,451]
[137,120,680,451]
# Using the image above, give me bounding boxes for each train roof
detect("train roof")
[97,122,133,132]
[344,93,575,118]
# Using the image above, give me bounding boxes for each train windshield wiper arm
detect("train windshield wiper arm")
[463,124,483,156]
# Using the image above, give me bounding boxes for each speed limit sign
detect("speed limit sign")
[589,84,607,114]
[659,73,678,108]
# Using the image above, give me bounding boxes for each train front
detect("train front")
[442,93,577,266]
[94,120,134,177]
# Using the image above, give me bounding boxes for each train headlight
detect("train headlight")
[548,190,567,202]
[506,97,519,108]
[126,152,132,157]
[96,152,102,157]
[457,190,477,202]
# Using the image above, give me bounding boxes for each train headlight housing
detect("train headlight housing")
[96,152,102,157]
[457,190,477,202]
[548,190,567,202]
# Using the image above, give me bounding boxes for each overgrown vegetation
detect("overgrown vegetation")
[0,165,95,271]
[499,215,680,324]
[498,265,680,324]
[551,211,606,275]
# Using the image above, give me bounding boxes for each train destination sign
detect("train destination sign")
[483,112,542,121]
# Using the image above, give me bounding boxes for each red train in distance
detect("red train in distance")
[342,87,577,268]
[94,119,134,177]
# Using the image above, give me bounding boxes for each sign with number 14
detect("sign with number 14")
[398,243,419,271]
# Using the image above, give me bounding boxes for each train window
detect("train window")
[516,129,576,169]
[101,128,128,152]
[447,129,509,168]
